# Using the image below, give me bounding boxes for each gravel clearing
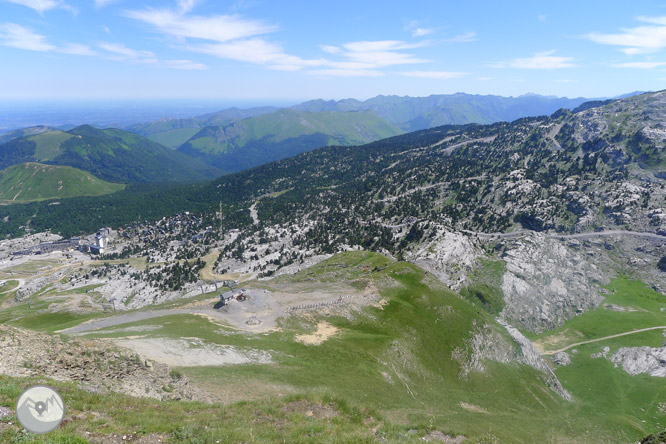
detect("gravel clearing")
[112,338,272,367]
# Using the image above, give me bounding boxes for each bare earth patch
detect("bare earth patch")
[112,337,272,367]
[282,400,338,419]
[372,298,389,309]
[294,321,339,345]
[533,328,582,353]
[422,430,466,443]
[460,402,488,413]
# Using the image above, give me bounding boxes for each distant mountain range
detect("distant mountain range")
[177,109,403,172]
[291,93,591,131]
[0,125,223,184]
[0,93,635,195]
[126,106,280,148]
[120,93,593,173]
[0,125,56,145]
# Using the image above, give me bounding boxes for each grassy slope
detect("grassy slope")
[185,110,403,154]
[0,126,55,145]
[30,131,74,161]
[0,162,125,203]
[0,127,224,184]
[531,278,666,350]
[527,278,666,440]
[56,251,641,443]
[1,254,665,442]
[179,110,403,172]
[239,110,403,145]
[146,128,200,148]
[0,375,389,444]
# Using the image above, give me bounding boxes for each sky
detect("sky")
[1,0,666,102]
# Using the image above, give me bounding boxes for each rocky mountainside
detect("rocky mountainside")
[3,92,666,443]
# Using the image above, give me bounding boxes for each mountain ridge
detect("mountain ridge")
[0,162,125,203]
[0,125,224,183]
[177,109,404,172]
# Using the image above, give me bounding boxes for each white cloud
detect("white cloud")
[3,0,65,13]
[176,0,198,13]
[125,3,311,70]
[342,40,425,52]
[412,27,435,37]
[443,32,477,43]
[611,61,666,69]
[320,44,341,54]
[59,43,96,55]
[0,23,54,51]
[126,7,276,43]
[99,41,157,63]
[584,16,666,55]
[307,39,431,77]
[401,71,466,79]
[0,23,94,55]
[405,20,437,38]
[193,38,325,71]
[127,4,435,76]
[94,0,119,8]
[499,50,575,69]
[165,59,207,70]
[331,40,428,68]
[308,69,384,77]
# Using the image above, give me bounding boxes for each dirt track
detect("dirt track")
[540,326,666,355]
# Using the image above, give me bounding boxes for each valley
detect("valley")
[1,92,666,443]
[4,1,666,441]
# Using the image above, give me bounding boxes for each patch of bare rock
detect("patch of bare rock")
[610,346,666,377]
[0,325,214,402]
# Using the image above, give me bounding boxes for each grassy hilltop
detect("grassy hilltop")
[0,162,124,204]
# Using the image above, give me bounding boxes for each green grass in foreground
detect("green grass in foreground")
[4,253,666,442]
[72,252,662,442]
[0,374,399,444]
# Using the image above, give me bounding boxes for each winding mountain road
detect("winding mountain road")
[540,326,666,356]
[461,229,666,241]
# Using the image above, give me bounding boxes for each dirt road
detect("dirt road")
[540,326,666,355]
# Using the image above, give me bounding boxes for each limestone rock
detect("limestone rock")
[610,346,666,377]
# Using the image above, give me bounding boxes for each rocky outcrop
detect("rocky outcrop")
[551,352,571,366]
[453,322,514,378]
[497,320,572,400]
[409,228,483,291]
[610,346,666,377]
[499,233,606,333]
[0,325,212,402]
[453,319,571,400]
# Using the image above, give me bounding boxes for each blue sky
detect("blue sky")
[1,0,666,102]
